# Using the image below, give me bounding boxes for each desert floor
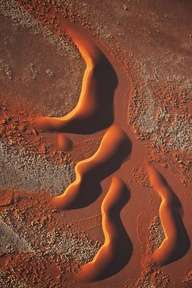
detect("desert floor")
[0,1,192,287]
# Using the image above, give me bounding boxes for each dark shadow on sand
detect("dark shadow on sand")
[98,184,133,281]
[65,135,132,209]
[156,173,190,266]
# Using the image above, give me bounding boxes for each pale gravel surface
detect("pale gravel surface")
[0,0,78,59]
[1,209,101,265]
[0,140,75,195]
[75,1,192,155]
[0,216,33,256]
[0,0,83,117]
[0,2,191,287]
[148,216,164,251]
[1,0,191,153]
[0,2,101,279]
[0,270,28,288]
[128,83,192,153]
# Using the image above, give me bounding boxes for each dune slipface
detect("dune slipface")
[34,21,117,134]
[77,177,132,282]
[1,1,192,287]
[146,164,190,266]
[51,124,131,209]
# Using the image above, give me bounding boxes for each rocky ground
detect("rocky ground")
[0,0,191,287]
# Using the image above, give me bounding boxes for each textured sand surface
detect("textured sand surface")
[0,1,191,287]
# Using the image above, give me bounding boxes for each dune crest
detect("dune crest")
[33,21,117,134]
[146,164,190,266]
[51,124,131,209]
[77,177,132,282]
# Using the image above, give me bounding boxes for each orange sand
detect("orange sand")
[77,177,131,282]
[51,124,130,210]
[146,164,190,266]
[33,21,117,134]
[1,1,192,288]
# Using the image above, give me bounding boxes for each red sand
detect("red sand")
[51,124,130,210]
[78,177,131,282]
[146,164,189,267]
[0,1,191,288]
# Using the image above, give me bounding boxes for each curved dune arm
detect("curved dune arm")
[77,177,132,282]
[33,22,117,134]
[63,21,103,66]
[51,124,131,209]
[146,164,190,266]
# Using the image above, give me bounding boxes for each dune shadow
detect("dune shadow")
[160,177,190,265]
[150,171,191,266]
[98,185,133,280]
[67,136,132,209]
[164,210,191,265]
[35,51,118,135]
[59,55,118,134]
